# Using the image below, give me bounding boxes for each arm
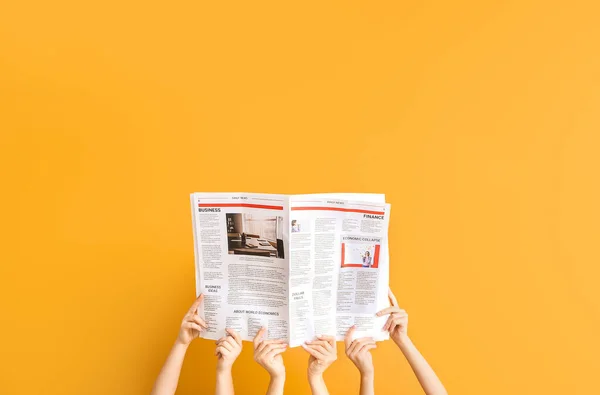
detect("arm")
[151,295,208,395]
[308,375,328,395]
[360,373,375,395]
[215,328,243,395]
[151,342,189,395]
[302,335,337,395]
[266,375,286,395]
[377,289,447,395]
[253,327,288,395]
[216,369,233,395]
[344,326,376,395]
[396,336,447,395]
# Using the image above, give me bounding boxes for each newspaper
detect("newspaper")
[190,192,391,347]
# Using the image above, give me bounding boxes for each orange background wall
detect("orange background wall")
[1,1,599,394]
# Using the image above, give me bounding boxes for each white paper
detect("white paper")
[190,192,391,345]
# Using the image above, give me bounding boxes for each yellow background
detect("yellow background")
[1,1,599,394]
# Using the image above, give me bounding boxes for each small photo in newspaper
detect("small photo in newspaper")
[341,236,381,269]
[225,213,284,259]
[291,218,308,233]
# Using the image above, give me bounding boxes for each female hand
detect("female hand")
[376,289,409,346]
[177,294,208,346]
[215,328,243,372]
[302,335,337,378]
[344,326,376,376]
[253,327,288,378]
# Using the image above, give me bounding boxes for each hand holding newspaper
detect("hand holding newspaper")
[190,192,391,347]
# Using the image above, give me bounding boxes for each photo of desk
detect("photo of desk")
[230,237,278,257]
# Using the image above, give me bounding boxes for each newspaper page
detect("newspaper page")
[288,195,391,346]
[190,193,290,342]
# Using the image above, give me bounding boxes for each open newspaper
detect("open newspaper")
[190,192,391,347]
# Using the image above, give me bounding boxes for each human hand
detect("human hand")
[177,294,208,346]
[215,328,243,372]
[344,326,376,376]
[302,335,337,378]
[253,327,287,378]
[376,288,409,346]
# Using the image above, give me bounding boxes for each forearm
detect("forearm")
[151,341,188,395]
[308,374,328,395]
[266,375,285,395]
[215,368,234,395]
[359,373,374,395]
[397,336,447,395]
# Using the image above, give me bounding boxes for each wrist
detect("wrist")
[360,371,375,381]
[308,373,325,392]
[270,371,286,380]
[216,362,233,374]
[269,372,286,385]
[174,338,190,350]
[395,333,411,347]
[307,371,323,380]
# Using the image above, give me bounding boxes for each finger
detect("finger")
[344,325,356,348]
[390,315,407,328]
[220,340,233,352]
[388,288,399,307]
[224,336,239,350]
[376,306,401,316]
[305,340,330,347]
[188,294,204,315]
[257,339,286,354]
[226,328,242,345]
[265,346,287,359]
[216,336,227,345]
[346,339,359,355]
[216,345,229,357]
[308,344,329,356]
[348,337,374,355]
[356,340,377,354]
[258,343,287,356]
[302,344,327,360]
[186,322,204,333]
[360,344,377,354]
[253,327,266,348]
[382,315,393,332]
[191,315,208,329]
[316,335,336,349]
[394,312,408,319]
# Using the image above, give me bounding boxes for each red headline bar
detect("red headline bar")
[198,203,284,210]
[291,207,384,215]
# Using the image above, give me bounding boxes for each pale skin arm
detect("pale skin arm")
[253,327,288,395]
[214,328,243,395]
[344,326,377,395]
[302,335,338,395]
[151,295,208,395]
[377,289,448,395]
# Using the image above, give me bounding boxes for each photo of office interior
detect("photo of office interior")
[226,213,285,259]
